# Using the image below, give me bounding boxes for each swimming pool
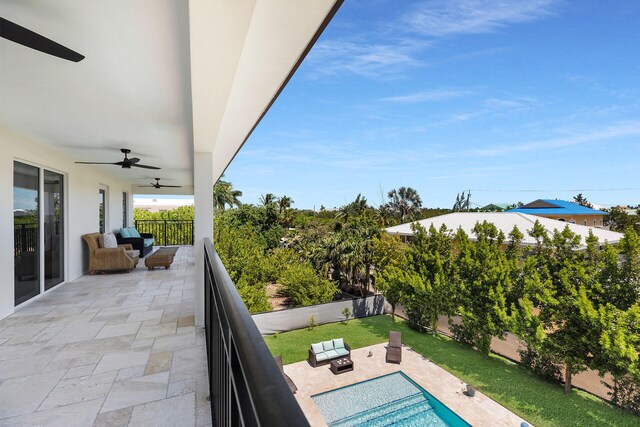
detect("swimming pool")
[311,372,471,426]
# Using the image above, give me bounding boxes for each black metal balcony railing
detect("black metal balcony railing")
[134,220,194,246]
[14,223,38,257]
[203,238,309,427]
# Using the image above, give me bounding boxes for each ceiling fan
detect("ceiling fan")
[75,148,161,170]
[138,178,182,189]
[0,17,84,62]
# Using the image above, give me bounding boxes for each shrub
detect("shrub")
[518,347,563,384]
[606,375,640,415]
[342,307,351,323]
[279,263,338,307]
[308,315,317,331]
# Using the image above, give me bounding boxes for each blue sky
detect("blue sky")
[225,0,640,210]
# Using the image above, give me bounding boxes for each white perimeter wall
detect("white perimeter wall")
[0,127,135,319]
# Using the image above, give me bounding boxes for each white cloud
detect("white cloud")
[468,121,640,157]
[306,1,558,80]
[306,39,425,79]
[401,0,558,37]
[381,89,471,103]
[239,139,448,172]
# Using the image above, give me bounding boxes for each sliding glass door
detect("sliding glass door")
[14,161,40,305]
[44,171,64,290]
[14,162,66,305]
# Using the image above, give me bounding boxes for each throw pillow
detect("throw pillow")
[311,343,324,354]
[102,232,118,248]
[120,228,131,238]
[128,227,141,238]
[322,340,334,351]
[333,338,345,349]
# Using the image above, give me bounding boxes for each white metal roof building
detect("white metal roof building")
[385,212,624,249]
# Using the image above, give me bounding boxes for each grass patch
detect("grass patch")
[264,315,638,427]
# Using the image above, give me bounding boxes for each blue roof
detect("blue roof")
[506,199,608,215]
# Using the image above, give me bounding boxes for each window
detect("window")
[99,189,106,233]
[122,192,128,227]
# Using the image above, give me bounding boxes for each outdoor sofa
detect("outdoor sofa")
[308,338,351,367]
[115,227,154,257]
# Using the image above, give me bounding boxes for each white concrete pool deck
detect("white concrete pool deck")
[284,343,531,427]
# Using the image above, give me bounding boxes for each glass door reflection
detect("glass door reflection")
[14,161,40,305]
[99,189,105,233]
[44,170,64,290]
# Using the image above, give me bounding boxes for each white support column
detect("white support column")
[194,152,214,327]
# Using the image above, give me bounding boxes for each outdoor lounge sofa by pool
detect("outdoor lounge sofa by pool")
[115,227,154,257]
[308,338,351,367]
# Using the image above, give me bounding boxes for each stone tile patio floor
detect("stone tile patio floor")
[0,246,211,427]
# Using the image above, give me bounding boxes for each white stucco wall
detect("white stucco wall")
[0,127,135,319]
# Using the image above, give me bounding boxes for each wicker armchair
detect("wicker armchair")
[82,233,139,274]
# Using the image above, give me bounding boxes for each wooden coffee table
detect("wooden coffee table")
[144,247,179,270]
[330,357,353,375]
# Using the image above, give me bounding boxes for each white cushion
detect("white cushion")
[102,232,118,248]
[311,343,324,354]
[126,249,140,258]
[324,350,339,359]
[315,352,329,361]
[335,348,349,356]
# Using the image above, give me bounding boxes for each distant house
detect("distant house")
[385,212,623,249]
[480,203,511,212]
[133,197,194,213]
[506,199,607,228]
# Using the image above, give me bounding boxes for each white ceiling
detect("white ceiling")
[0,0,193,189]
[1,0,340,192]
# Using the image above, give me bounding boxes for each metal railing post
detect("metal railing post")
[163,220,167,246]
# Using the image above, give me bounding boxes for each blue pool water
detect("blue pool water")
[311,372,471,427]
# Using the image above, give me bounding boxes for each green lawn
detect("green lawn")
[264,315,638,427]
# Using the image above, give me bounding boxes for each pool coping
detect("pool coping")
[284,342,532,427]
[311,371,472,426]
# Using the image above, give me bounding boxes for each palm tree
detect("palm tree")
[213,175,242,211]
[385,187,422,223]
[573,193,593,208]
[259,193,278,207]
[337,194,369,222]
[278,195,294,214]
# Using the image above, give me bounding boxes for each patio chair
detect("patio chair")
[82,233,139,274]
[386,331,402,363]
[274,355,297,394]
